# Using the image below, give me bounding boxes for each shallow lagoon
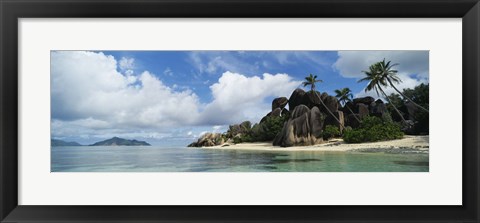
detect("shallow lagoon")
[51,146,429,172]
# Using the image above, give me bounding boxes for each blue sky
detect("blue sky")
[51,51,428,146]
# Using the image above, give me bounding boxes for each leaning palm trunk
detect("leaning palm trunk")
[344,103,362,123]
[387,79,429,112]
[314,91,346,129]
[378,86,407,123]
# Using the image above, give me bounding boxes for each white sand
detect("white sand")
[194,135,429,152]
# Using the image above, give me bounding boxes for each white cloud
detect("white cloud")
[163,67,173,76]
[212,125,223,132]
[189,51,334,77]
[119,57,135,71]
[333,51,429,98]
[51,52,301,140]
[269,51,332,68]
[51,51,201,133]
[188,52,258,75]
[333,51,429,79]
[198,71,302,125]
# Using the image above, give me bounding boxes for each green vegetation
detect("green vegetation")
[386,92,405,119]
[376,59,429,112]
[233,115,288,143]
[302,73,323,91]
[343,116,404,143]
[409,83,429,134]
[334,87,361,123]
[194,59,429,147]
[51,139,82,147]
[403,83,429,105]
[304,74,345,129]
[359,61,407,123]
[387,83,429,134]
[89,137,151,146]
[358,59,429,125]
[322,125,341,140]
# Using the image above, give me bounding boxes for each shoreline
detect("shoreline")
[194,135,429,153]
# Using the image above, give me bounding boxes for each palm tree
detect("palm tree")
[358,63,407,123]
[302,74,323,91]
[334,88,361,123]
[303,74,345,129]
[377,59,429,112]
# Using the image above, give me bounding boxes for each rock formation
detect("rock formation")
[272,97,288,110]
[353,96,375,106]
[288,89,308,111]
[226,121,252,138]
[324,110,345,132]
[370,99,387,117]
[273,105,326,147]
[273,89,345,147]
[187,88,425,148]
[341,96,388,128]
[260,97,290,123]
[188,133,225,147]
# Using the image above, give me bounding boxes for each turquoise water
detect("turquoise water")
[51,146,429,172]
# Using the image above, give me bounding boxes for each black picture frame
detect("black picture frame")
[1,0,479,222]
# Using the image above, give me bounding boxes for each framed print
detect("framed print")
[1,0,479,222]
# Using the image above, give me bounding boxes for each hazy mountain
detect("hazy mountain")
[90,137,151,146]
[51,139,82,147]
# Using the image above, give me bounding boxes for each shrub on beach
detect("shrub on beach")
[233,115,288,143]
[322,125,341,140]
[254,115,287,141]
[343,116,404,143]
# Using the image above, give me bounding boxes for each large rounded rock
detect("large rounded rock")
[309,107,326,138]
[353,96,375,106]
[342,101,356,114]
[391,105,408,122]
[324,111,345,132]
[405,101,418,120]
[320,95,339,113]
[273,105,325,147]
[291,104,310,119]
[272,97,288,111]
[271,107,282,117]
[288,89,307,112]
[188,132,224,147]
[260,108,289,123]
[357,103,370,118]
[371,99,387,117]
[320,92,329,102]
[305,90,322,108]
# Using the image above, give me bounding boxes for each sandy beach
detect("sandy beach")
[196,135,429,153]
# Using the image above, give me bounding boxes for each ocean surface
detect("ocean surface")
[51,146,429,172]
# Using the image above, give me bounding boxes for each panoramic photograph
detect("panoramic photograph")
[51,50,429,172]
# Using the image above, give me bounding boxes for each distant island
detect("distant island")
[89,137,151,146]
[51,139,82,147]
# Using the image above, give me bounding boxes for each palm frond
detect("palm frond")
[358,77,371,83]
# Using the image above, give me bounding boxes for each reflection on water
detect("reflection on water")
[51,146,429,172]
[392,161,429,166]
